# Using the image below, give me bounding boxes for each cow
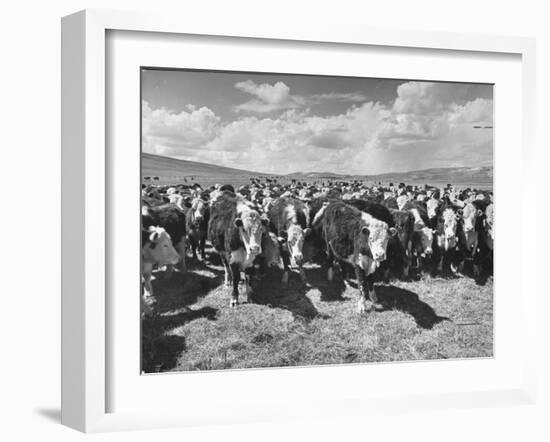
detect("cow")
[268,197,311,284]
[186,197,210,261]
[387,209,415,278]
[141,226,180,316]
[402,201,435,271]
[456,202,483,275]
[313,201,390,313]
[433,206,460,275]
[142,203,188,274]
[208,194,268,307]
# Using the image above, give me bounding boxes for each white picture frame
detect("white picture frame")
[61,9,537,433]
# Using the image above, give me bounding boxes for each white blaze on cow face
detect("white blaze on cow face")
[439,208,458,250]
[460,203,480,252]
[284,204,307,265]
[142,227,180,265]
[235,204,266,259]
[462,203,478,232]
[409,208,434,255]
[397,194,409,210]
[361,212,389,262]
[426,198,440,219]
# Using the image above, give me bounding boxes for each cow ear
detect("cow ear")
[477,209,484,217]
[304,227,312,236]
[361,226,369,235]
[234,218,243,228]
[389,227,398,236]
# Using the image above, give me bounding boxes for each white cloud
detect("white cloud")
[142,81,493,175]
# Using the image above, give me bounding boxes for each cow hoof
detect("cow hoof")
[357,299,373,314]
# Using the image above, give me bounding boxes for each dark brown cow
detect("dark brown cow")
[313,202,390,313]
[208,194,268,307]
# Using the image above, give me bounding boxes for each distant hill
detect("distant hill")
[142,153,493,189]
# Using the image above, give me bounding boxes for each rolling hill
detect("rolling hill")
[142,153,493,189]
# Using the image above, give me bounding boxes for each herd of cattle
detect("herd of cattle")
[141,177,494,316]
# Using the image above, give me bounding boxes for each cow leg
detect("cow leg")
[355,265,371,314]
[298,265,307,283]
[229,263,240,307]
[176,238,187,273]
[366,274,383,311]
[244,267,254,303]
[281,249,291,285]
[220,254,231,287]
[199,235,206,261]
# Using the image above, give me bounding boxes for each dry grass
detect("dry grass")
[142,253,493,373]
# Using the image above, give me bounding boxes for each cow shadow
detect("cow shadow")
[142,306,218,372]
[151,267,223,313]
[304,265,348,302]
[252,268,326,321]
[375,285,449,330]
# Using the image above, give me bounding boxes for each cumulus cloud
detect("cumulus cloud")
[143,81,493,174]
[142,101,220,156]
[234,80,305,113]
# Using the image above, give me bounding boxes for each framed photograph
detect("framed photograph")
[61,9,537,432]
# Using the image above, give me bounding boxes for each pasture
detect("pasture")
[142,253,493,373]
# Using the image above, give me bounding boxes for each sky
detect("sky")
[141,69,493,175]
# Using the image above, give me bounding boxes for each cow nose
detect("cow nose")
[250,245,261,254]
[294,254,303,264]
[374,251,386,261]
[425,248,433,256]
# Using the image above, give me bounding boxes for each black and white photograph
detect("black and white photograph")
[140,68,494,373]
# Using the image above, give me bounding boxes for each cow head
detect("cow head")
[416,226,434,256]
[285,225,311,265]
[234,209,267,258]
[190,197,208,225]
[142,226,180,265]
[459,203,481,252]
[361,213,390,262]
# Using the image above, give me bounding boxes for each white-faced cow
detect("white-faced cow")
[433,206,460,274]
[141,226,180,316]
[268,197,311,284]
[186,197,209,261]
[142,203,188,274]
[208,194,268,307]
[402,201,435,270]
[313,201,390,313]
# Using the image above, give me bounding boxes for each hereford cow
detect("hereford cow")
[141,226,180,316]
[313,202,390,313]
[142,203,188,274]
[186,197,209,261]
[433,206,460,275]
[208,194,268,307]
[268,197,311,284]
[402,201,435,270]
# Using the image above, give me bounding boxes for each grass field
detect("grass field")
[142,253,493,373]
